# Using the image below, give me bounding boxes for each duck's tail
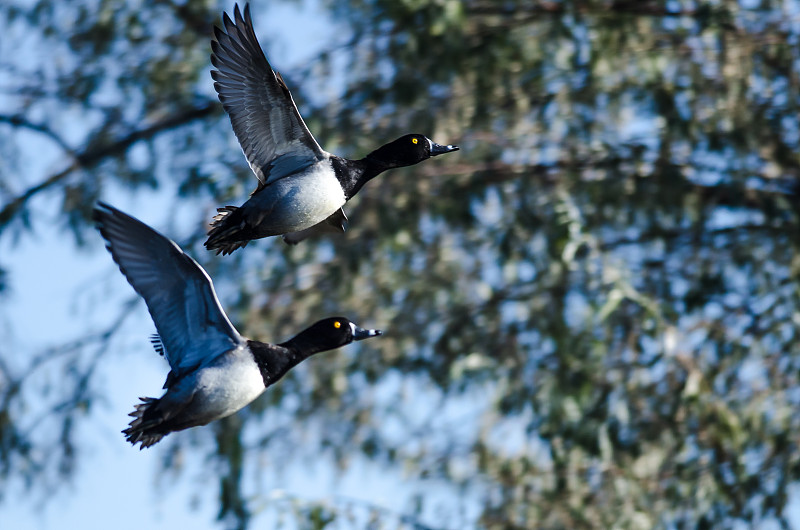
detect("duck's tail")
[122,397,167,449]
[204,206,250,255]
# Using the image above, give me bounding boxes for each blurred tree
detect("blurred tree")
[2,0,800,528]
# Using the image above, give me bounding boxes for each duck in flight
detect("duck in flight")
[94,202,382,448]
[205,3,459,254]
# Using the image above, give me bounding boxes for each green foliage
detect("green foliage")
[2,0,800,528]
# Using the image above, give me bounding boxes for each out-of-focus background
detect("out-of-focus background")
[2,1,800,528]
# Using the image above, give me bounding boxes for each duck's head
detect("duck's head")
[287,317,383,355]
[366,134,459,169]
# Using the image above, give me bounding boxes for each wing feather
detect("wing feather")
[212,4,324,185]
[93,202,244,380]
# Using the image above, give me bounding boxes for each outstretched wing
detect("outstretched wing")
[93,202,244,380]
[211,3,324,186]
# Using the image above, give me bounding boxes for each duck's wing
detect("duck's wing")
[282,208,348,245]
[211,4,324,186]
[93,202,245,380]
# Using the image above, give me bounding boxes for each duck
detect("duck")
[93,202,382,448]
[204,3,459,254]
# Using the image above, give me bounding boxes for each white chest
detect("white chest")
[257,162,346,233]
[191,349,266,421]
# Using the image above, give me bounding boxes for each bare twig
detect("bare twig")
[0,102,218,232]
[0,114,76,155]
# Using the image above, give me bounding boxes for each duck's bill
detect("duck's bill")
[430,142,460,156]
[352,324,383,341]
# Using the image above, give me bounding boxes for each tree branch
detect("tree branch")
[0,114,75,155]
[468,1,707,18]
[0,102,218,232]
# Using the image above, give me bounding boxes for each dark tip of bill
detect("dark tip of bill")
[431,143,460,156]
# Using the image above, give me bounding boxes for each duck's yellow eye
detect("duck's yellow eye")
[334,321,341,329]
[412,138,418,144]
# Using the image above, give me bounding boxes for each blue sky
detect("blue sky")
[0,2,448,528]
[6,2,800,528]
